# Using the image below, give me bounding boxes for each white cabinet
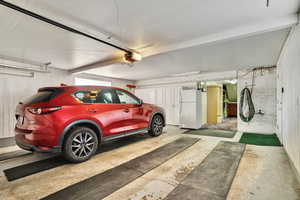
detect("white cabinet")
[180,88,207,129]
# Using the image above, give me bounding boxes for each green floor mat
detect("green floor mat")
[183,129,236,138]
[239,132,282,146]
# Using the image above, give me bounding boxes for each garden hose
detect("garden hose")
[239,87,255,122]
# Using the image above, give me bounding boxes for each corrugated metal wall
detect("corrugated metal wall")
[0,68,74,139]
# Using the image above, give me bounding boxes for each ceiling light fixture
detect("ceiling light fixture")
[0,69,34,77]
[124,51,142,63]
[0,55,49,72]
[170,71,201,77]
[228,79,237,84]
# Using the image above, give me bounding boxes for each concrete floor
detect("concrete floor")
[202,118,237,131]
[0,126,299,200]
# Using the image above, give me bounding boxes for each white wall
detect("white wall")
[75,77,111,86]
[237,68,277,134]
[0,68,74,139]
[277,23,300,179]
[75,73,134,89]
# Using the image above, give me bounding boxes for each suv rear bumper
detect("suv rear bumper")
[15,128,61,153]
[16,139,61,153]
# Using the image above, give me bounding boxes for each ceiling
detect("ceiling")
[27,0,299,48]
[0,0,299,80]
[86,29,291,80]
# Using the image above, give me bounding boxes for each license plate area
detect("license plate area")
[17,116,24,126]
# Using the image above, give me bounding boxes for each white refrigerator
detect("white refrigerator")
[180,88,207,129]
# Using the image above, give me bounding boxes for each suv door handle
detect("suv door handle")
[123,108,129,113]
[87,109,97,113]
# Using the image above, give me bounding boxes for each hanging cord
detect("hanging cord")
[238,66,275,122]
[239,69,256,122]
[239,87,255,122]
[250,69,255,94]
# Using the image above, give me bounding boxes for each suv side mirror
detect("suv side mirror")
[138,99,143,106]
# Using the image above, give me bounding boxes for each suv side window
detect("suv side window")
[96,89,119,104]
[73,89,119,104]
[116,89,139,104]
[74,90,96,104]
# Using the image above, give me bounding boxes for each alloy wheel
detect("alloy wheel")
[153,116,163,135]
[71,131,95,158]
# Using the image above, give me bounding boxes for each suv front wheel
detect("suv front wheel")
[149,115,164,137]
[63,127,98,163]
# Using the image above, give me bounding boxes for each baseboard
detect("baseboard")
[284,148,300,185]
[0,137,16,148]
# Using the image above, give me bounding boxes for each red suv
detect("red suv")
[15,86,165,162]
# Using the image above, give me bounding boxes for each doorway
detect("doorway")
[202,80,237,131]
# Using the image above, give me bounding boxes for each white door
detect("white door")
[164,87,180,125]
[135,88,156,104]
[135,87,180,125]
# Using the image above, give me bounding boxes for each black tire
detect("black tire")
[149,115,164,137]
[63,127,98,163]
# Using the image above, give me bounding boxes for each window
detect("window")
[97,90,114,104]
[75,78,111,86]
[22,89,62,104]
[116,90,139,104]
[73,90,98,104]
[73,89,118,104]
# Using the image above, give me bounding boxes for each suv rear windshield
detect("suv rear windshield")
[22,89,62,104]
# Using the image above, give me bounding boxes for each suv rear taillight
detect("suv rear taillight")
[28,106,61,115]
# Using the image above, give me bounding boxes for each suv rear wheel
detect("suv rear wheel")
[63,127,98,163]
[149,115,164,137]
